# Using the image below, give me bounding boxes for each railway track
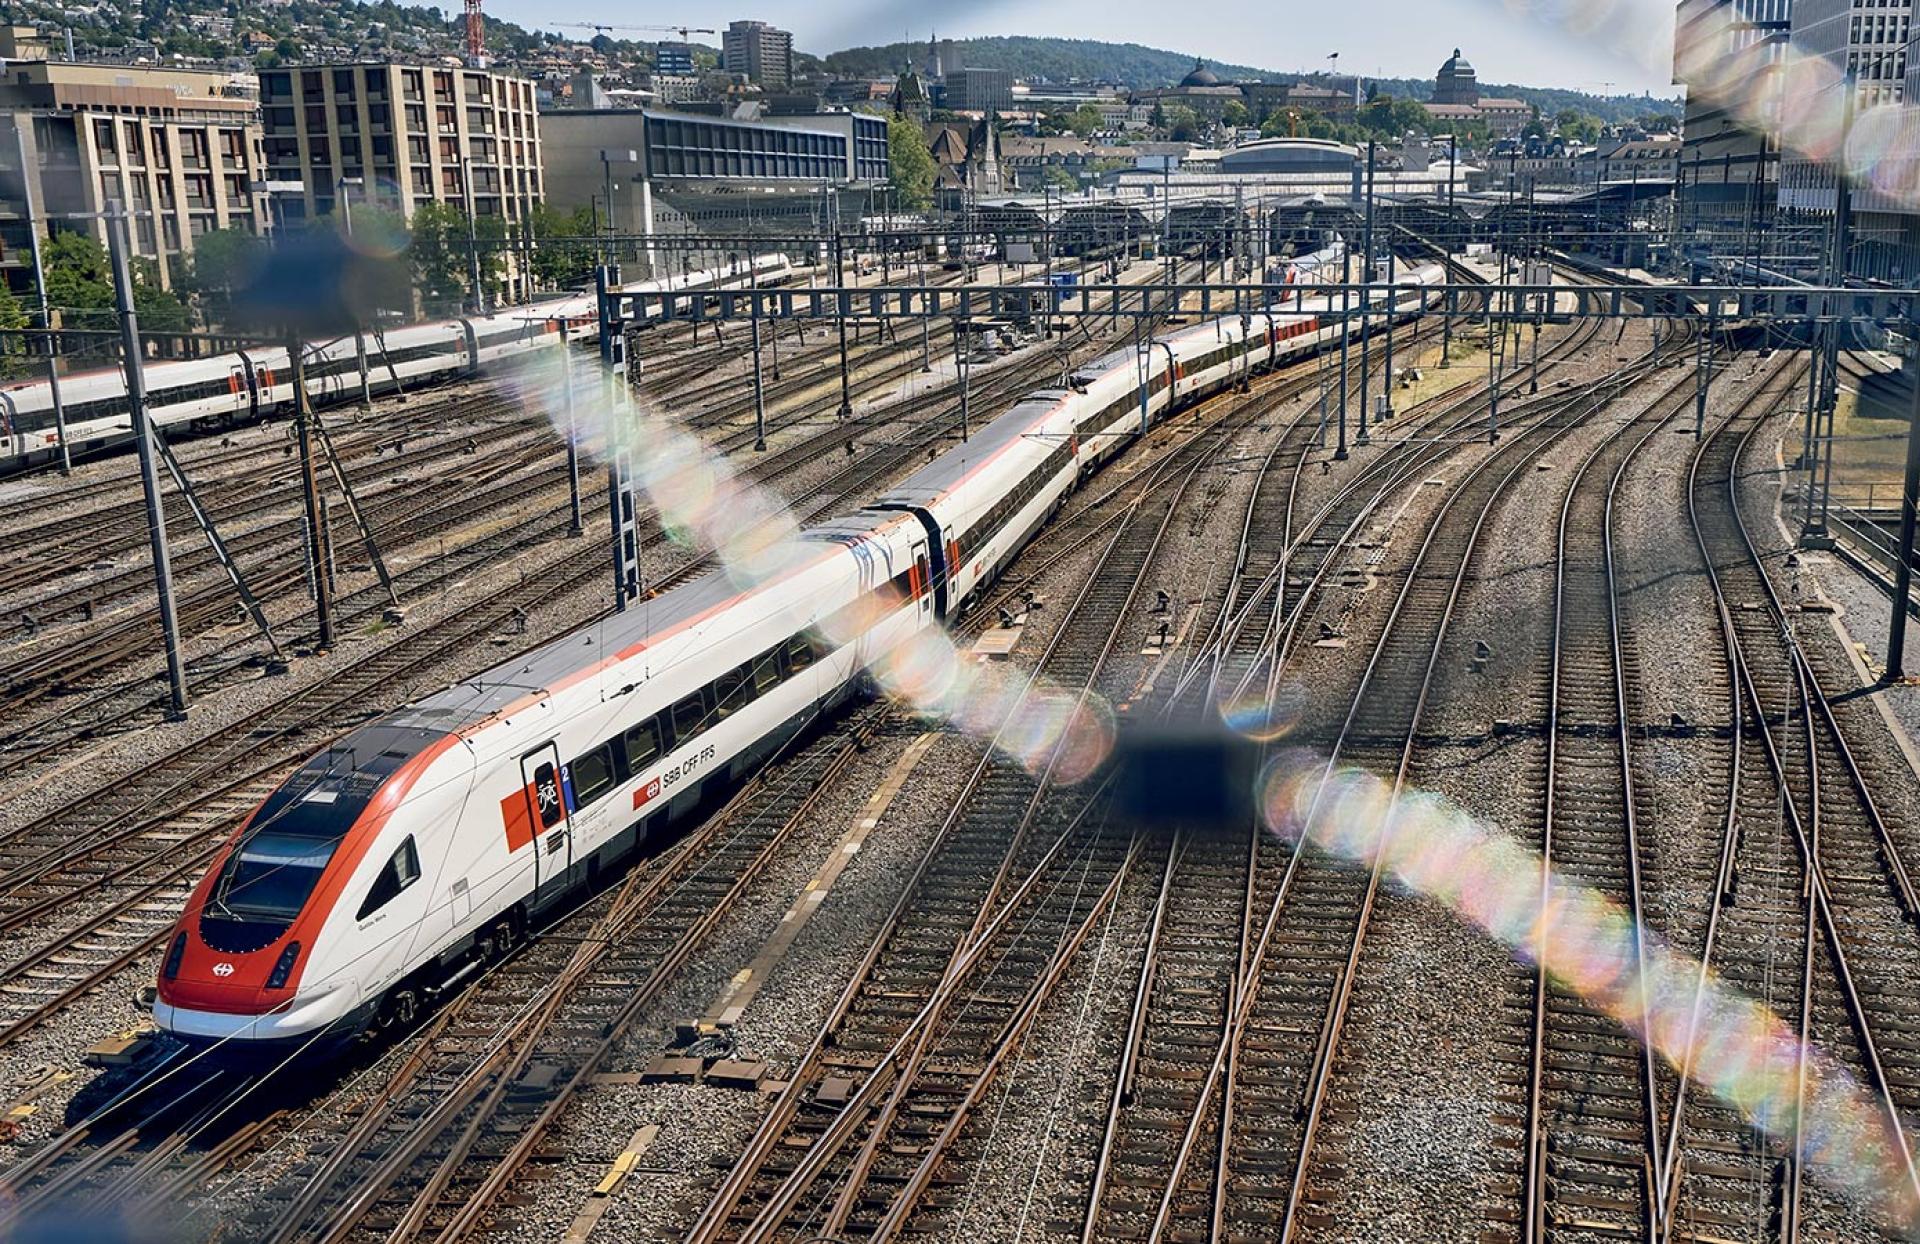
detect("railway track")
[1664,357,1920,1242]
[1081,321,1699,1243]
[0,269,1194,1092]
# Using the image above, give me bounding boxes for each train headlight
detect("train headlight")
[163,931,188,980]
[266,941,301,990]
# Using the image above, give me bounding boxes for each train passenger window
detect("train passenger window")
[671,693,705,741]
[356,836,420,920]
[783,634,816,674]
[624,719,662,771]
[570,744,615,807]
[714,667,753,718]
[751,652,780,695]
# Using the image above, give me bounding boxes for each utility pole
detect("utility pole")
[15,125,69,473]
[833,195,852,421]
[955,319,971,443]
[461,154,485,315]
[558,332,584,536]
[1888,353,1920,682]
[108,200,189,716]
[751,249,768,452]
[1443,134,1457,367]
[1335,250,1351,461]
[287,332,335,652]
[339,175,373,412]
[1381,240,1397,419]
[1357,139,1375,447]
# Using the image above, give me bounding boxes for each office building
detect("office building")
[1672,0,1792,259]
[1776,0,1917,279]
[257,62,542,297]
[540,106,884,275]
[946,67,1014,114]
[0,25,267,295]
[722,21,794,90]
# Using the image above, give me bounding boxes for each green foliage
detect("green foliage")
[1067,103,1104,138]
[1038,165,1079,191]
[825,37,1279,87]
[529,203,598,291]
[1555,108,1604,143]
[184,225,266,329]
[131,258,191,335]
[887,113,936,213]
[1160,103,1201,142]
[408,201,474,315]
[0,282,30,381]
[1354,94,1431,138]
[1220,100,1251,130]
[42,231,116,337]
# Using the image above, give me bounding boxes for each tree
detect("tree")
[0,281,29,381]
[1067,103,1103,138]
[42,231,116,341]
[1039,164,1078,192]
[886,112,936,213]
[529,202,597,291]
[408,201,473,314]
[1161,103,1201,142]
[1221,100,1251,130]
[184,225,266,328]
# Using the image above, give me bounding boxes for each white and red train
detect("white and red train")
[0,254,795,471]
[152,260,1449,1061]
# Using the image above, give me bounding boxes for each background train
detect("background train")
[152,258,1451,1062]
[0,254,796,472]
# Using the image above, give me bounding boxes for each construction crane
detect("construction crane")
[552,21,717,43]
[465,0,485,61]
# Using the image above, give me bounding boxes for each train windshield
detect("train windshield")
[201,740,421,942]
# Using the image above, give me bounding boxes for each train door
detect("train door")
[909,538,934,625]
[517,742,573,901]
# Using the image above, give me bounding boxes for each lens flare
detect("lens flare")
[1259,753,1920,1232]
[1216,679,1306,743]
[1492,0,1920,212]
[490,342,1115,789]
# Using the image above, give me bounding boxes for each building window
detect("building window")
[332,68,357,96]
[402,69,424,100]
[93,118,118,161]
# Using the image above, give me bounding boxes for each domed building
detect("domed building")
[1132,58,1245,121]
[1433,48,1479,106]
[1180,59,1222,88]
[1424,47,1532,137]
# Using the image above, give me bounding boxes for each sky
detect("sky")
[488,0,1683,98]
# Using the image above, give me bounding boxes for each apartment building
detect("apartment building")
[0,25,267,295]
[258,62,542,297]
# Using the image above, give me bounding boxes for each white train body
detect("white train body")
[0,254,795,469]
[155,262,1448,1059]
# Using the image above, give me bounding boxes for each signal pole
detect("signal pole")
[108,201,189,715]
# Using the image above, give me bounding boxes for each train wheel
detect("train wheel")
[490,916,517,960]
[381,988,418,1029]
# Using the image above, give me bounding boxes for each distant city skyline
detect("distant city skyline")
[491,0,1682,97]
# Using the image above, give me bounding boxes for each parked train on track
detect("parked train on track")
[0,254,796,472]
[152,257,1452,1062]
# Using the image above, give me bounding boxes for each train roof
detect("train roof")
[385,504,914,738]
[870,389,1072,506]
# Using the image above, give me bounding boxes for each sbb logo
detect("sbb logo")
[213,962,236,977]
[632,777,662,810]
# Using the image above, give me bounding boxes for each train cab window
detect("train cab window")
[569,743,616,808]
[714,666,753,719]
[751,652,780,696]
[625,719,663,771]
[671,693,706,742]
[356,836,420,920]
